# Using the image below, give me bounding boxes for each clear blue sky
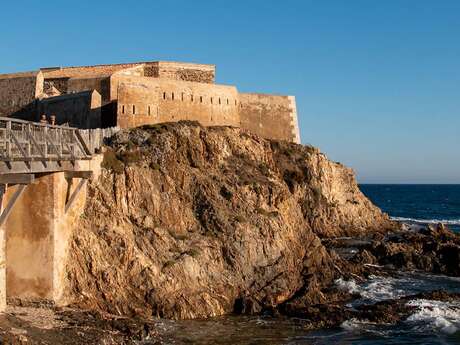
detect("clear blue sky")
[1,0,459,183]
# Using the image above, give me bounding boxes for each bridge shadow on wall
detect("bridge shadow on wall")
[8,101,117,130]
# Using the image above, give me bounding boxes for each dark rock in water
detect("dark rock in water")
[278,290,460,330]
[366,225,460,276]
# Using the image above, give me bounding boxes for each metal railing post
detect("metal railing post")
[6,120,11,158]
[43,126,48,158]
[26,123,31,158]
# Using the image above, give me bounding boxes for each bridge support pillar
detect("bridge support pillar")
[0,172,88,307]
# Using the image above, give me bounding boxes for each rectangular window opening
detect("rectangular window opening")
[200,96,203,103]
[210,97,213,104]
[172,92,175,100]
[163,92,166,100]
[133,105,136,114]
[218,98,221,105]
[148,106,151,115]
[122,105,125,114]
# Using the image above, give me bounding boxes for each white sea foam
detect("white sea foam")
[391,216,460,226]
[341,318,366,331]
[335,276,407,303]
[405,299,460,334]
[335,278,360,294]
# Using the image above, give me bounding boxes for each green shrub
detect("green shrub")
[150,162,161,170]
[259,163,270,176]
[168,229,187,241]
[101,149,124,174]
[235,215,247,223]
[120,150,143,165]
[163,260,176,269]
[186,248,200,258]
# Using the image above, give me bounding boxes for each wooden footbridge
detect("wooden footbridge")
[0,117,120,311]
[0,117,116,226]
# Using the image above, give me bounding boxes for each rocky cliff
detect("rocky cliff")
[64,121,396,319]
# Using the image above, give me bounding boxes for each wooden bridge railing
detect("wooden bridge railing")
[0,117,92,162]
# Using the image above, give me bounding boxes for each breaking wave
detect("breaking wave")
[405,299,460,335]
[391,216,460,226]
[335,275,407,304]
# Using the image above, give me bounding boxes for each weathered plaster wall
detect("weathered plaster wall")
[38,91,102,128]
[2,170,91,303]
[0,72,43,118]
[239,93,300,143]
[115,76,239,128]
[52,173,88,303]
[5,175,56,299]
[0,207,5,311]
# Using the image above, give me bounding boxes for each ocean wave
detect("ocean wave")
[335,276,407,304]
[391,217,460,226]
[340,319,382,332]
[405,299,460,334]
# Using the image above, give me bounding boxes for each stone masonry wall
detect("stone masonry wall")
[42,61,215,84]
[116,76,238,128]
[67,77,111,104]
[38,91,102,129]
[239,93,300,143]
[0,72,43,118]
[43,78,69,96]
[156,62,215,84]
[41,62,152,79]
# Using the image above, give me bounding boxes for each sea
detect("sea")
[360,184,460,233]
[153,185,460,345]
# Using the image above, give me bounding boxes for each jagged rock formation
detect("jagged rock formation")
[64,121,396,319]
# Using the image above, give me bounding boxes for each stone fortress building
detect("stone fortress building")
[0,61,300,143]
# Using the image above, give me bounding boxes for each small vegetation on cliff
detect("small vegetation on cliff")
[101,148,124,174]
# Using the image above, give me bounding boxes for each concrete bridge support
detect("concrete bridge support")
[0,159,101,311]
[3,172,88,303]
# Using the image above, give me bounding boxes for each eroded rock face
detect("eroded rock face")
[64,121,395,319]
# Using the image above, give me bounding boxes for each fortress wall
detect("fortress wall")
[116,76,239,128]
[0,72,43,118]
[67,76,111,103]
[158,79,239,126]
[38,91,102,128]
[116,78,161,128]
[41,61,214,83]
[41,62,153,79]
[156,62,215,84]
[239,93,300,143]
